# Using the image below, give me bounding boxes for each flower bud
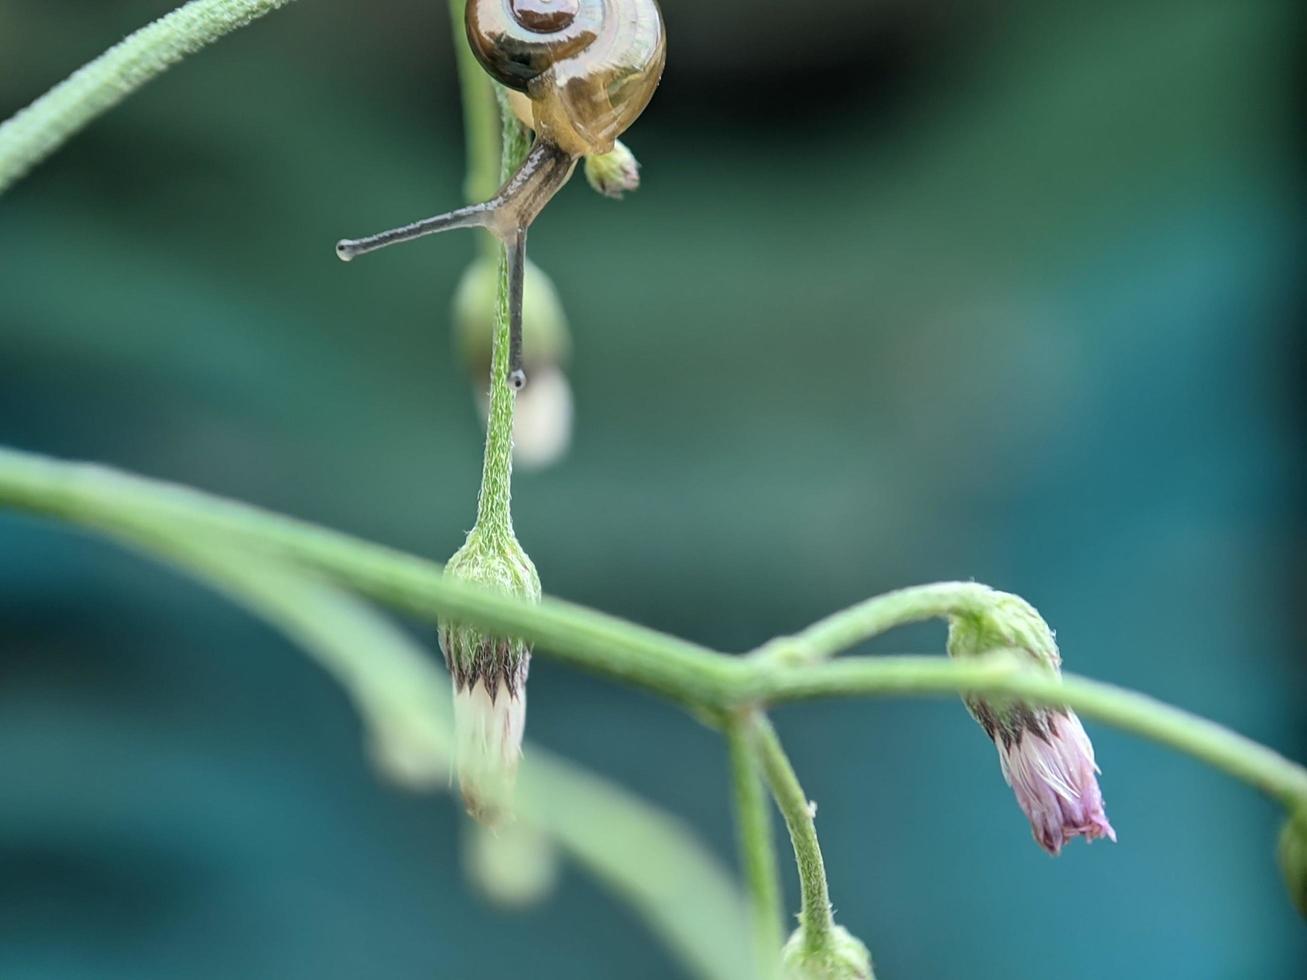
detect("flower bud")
[500,364,573,469]
[1279,808,1307,920]
[439,527,541,824]
[948,591,1117,855]
[782,924,874,980]
[453,256,573,469]
[584,140,642,199]
[462,819,560,909]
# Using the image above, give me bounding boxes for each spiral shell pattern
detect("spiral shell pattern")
[467,0,666,157]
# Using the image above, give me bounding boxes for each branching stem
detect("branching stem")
[2,445,1305,809]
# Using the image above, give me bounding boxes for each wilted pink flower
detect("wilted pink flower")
[988,707,1117,855]
[947,589,1117,856]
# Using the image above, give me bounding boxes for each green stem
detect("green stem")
[727,715,784,978]
[746,653,1307,805]
[0,447,740,705]
[2,446,1306,807]
[752,716,833,948]
[0,0,299,195]
[473,102,531,537]
[756,581,996,666]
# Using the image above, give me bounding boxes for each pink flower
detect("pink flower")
[992,708,1117,855]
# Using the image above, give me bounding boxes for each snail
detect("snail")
[335,0,667,389]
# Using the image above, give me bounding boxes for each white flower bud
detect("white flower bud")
[439,528,540,824]
[463,820,560,908]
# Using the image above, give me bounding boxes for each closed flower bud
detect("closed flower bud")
[501,364,573,469]
[453,256,573,469]
[1279,808,1307,919]
[782,924,874,980]
[948,591,1117,855]
[463,819,560,909]
[439,527,541,824]
[584,140,642,199]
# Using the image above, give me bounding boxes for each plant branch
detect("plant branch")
[727,714,784,978]
[0,0,300,195]
[757,581,997,665]
[92,513,750,980]
[751,716,833,948]
[0,446,741,707]
[472,95,531,537]
[2,446,1305,808]
[744,653,1307,805]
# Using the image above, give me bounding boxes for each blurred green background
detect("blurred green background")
[2,0,1305,977]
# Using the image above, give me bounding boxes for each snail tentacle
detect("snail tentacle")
[335,204,492,262]
[506,227,529,389]
[336,0,665,386]
[335,141,576,387]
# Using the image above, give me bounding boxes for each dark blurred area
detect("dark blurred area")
[2,0,1305,976]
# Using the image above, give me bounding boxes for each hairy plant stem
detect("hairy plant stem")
[727,715,785,977]
[471,102,530,541]
[2,446,1305,809]
[757,581,999,666]
[0,0,300,195]
[752,716,833,948]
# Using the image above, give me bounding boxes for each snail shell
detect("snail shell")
[467,0,666,157]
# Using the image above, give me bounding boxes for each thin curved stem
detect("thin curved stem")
[751,716,833,947]
[744,654,1307,805]
[1,446,1305,808]
[757,582,997,666]
[0,0,300,195]
[727,715,784,978]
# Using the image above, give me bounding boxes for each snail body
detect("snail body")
[336,0,665,389]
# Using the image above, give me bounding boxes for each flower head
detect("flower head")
[986,706,1116,855]
[584,139,642,199]
[439,527,540,824]
[948,589,1116,855]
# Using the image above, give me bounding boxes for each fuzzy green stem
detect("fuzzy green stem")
[471,93,532,538]
[752,716,833,949]
[756,581,997,666]
[2,447,1306,808]
[727,715,785,978]
[0,0,299,195]
[745,654,1307,805]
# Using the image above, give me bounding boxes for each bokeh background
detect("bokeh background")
[2,1,1304,977]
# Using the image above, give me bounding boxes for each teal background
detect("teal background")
[1,1,1304,977]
